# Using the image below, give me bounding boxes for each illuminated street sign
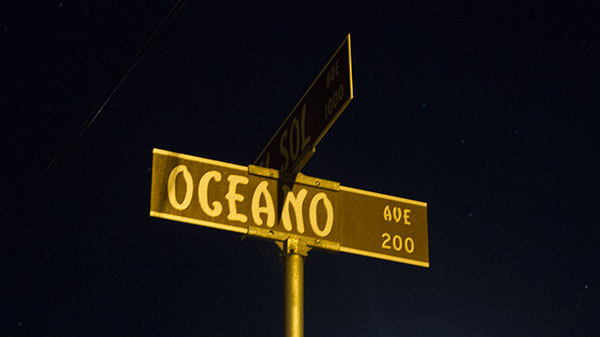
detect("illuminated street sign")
[254,34,354,173]
[151,149,428,267]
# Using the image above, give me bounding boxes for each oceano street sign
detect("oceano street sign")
[150,149,429,267]
[149,34,427,337]
[254,34,353,173]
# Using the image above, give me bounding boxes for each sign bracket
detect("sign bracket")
[248,164,340,191]
[246,226,340,252]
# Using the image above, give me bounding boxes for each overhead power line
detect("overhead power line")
[0,0,187,233]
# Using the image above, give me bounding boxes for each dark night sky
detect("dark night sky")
[1,1,598,336]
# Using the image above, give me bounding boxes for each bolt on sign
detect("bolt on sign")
[151,149,429,267]
[254,34,354,173]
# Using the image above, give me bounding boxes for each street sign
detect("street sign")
[151,149,428,267]
[254,34,354,173]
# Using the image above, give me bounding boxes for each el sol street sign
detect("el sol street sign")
[255,34,354,173]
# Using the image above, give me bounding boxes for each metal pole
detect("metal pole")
[283,238,309,337]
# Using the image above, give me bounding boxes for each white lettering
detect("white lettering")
[281,186,307,233]
[404,209,411,225]
[289,117,300,161]
[383,205,392,221]
[326,59,340,88]
[383,205,412,225]
[392,235,402,251]
[405,237,414,253]
[163,164,338,239]
[167,165,193,211]
[393,207,402,223]
[381,233,415,254]
[225,175,248,223]
[198,170,222,217]
[251,181,275,227]
[275,104,311,171]
[309,192,334,237]
[300,105,310,150]
[279,129,289,171]
[324,84,344,119]
[381,233,391,249]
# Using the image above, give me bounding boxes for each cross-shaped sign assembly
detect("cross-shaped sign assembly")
[150,34,429,337]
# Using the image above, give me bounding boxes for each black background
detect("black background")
[1,1,598,336]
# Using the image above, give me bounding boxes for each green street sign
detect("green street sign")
[254,34,354,173]
[151,149,428,267]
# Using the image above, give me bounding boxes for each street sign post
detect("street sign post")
[150,148,429,267]
[254,34,354,173]
[150,34,428,337]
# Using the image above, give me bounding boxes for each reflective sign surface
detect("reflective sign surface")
[151,149,428,267]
